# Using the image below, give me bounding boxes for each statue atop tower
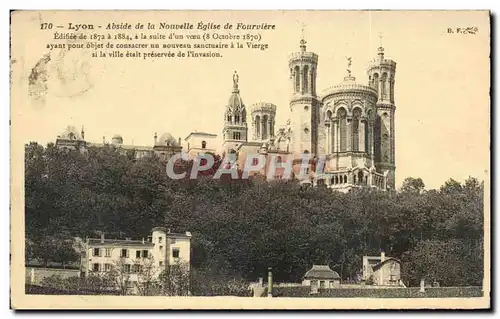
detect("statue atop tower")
[222,70,248,153]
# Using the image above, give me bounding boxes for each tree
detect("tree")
[133,256,162,296]
[52,240,79,268]
[160,261,191,296]
[400,177,425,194]
[440,178,463,194]
[107,258,132,295]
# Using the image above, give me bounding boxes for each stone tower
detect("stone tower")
[367,46,397,189]
[250,102,277,143]
[288,38,320,156]
[222,71,248,153]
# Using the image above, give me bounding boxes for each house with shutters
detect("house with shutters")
[80,227,191,294]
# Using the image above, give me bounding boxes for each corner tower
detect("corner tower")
[288,38,320,156]
[250,102,277,143]
[222,71,248,152]
[367,46,397,189]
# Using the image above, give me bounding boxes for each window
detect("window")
[252,158,259,166]
[304,127,309,134]
[123,264,131,273]
[104,263,112,271]
[233,132,241,140]
[93,248,100,257]
[136,250,141,258]
[93,263,100,272]
[158,237,163,243]
[105,248,111,257]
[338,108,347,151]
[304,105,309,111]
[121,249,128,258]
[142,250,148,258]
[276,156,282,164]
[303,65,309,93]
[132,264,140,273]
[294,66,300,92]
[201,141,207,149]
[352,109,360,151]
[172,248,180,258]
[159,245,163,251]
[235,115,240,123]
[159,261,163,266]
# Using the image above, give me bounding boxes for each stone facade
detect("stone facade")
[223,38,397,191]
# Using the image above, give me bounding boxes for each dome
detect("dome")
[111,134,123,145]
[322,76,377,101]
[157,133,178,146]
[59,125,82,140]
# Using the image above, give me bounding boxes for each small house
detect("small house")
[302,264,341,290]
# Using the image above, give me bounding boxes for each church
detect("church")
[218,38,397,191]
[55,37,397,192]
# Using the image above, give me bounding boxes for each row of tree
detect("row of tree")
[25,142,484,287]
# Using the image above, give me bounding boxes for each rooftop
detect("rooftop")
[87,238,154,247]
[303,264,340,280]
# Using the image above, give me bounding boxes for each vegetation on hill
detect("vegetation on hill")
[25,142,484,287]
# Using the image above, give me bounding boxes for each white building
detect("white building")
[81,227,191,294]
[362,250,403,286]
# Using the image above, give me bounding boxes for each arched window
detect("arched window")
[233,132,241,140]
[227,114,231,122]
[294,66,300,93]
[276,156,282,164]
[235,114,240,123]
[352,109,361,151]
[372,73,379,90]
[358,171,363,185]
[381,73,388,99]
[201,141,207,149]
[303,65,309,93]
[335,176,339,184]
[338,108,347,151]
[383,133,389,161]
[344,175,347,183]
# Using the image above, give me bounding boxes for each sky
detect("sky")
[11,10,490,190]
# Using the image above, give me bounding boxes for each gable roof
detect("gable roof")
[372,257,401,271]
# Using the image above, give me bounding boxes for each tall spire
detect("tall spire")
[232,70,239,93]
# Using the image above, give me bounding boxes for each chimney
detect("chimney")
[142,237,145,244]
[100,232,105,244]
[380,249,385,263]
[267,267,273,297]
